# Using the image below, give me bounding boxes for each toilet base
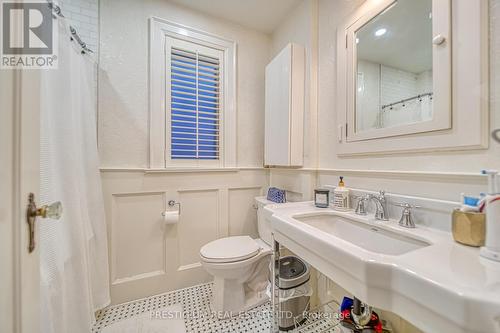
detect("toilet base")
[209,256,271,318]
[210,281,269,319]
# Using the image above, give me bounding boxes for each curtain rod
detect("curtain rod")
[46,0,94,54]
[381,92,433,111]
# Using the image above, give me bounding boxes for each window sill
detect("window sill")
[99,167,266,173]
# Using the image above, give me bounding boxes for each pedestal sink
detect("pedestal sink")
[266,201,500,333]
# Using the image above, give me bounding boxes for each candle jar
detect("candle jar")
[314,189,330,208]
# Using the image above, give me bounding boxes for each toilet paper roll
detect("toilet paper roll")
[162,211,179,225]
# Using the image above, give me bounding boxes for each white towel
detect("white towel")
[101,304,186,333]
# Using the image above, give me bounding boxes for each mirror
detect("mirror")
[355,0,433,133]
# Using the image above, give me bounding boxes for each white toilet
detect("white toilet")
[200,197,275,315]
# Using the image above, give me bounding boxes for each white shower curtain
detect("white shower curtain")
[39,18,110,333]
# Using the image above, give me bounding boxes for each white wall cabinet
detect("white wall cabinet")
[265,43,305,167]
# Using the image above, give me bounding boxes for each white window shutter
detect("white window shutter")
[170,46,221,160]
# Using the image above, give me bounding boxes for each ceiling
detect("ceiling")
[167,0,302,34]
[357,0,433,73]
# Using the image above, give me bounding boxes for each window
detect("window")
[150,18,236,169]
[169,44,221,160]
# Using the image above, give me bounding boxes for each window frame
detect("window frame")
[149,17,237,169]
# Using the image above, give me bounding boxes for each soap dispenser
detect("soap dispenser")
[333,176,350,211]
[480,170,500,262]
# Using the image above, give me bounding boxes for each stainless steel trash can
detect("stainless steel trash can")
[275,256,311,331]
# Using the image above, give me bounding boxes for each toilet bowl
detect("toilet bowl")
[199,197,276,315]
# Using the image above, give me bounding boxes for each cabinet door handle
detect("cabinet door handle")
[432,34,446,45]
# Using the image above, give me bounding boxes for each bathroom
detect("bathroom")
[1,0,499,332]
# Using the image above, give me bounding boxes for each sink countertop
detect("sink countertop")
[266,201,500,333]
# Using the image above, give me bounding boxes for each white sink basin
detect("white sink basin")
[295,213,429,255]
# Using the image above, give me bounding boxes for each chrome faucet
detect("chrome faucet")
[369,191,389,221]
[353,194,370,215]
[395,202,420,228]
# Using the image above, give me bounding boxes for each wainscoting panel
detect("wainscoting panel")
[111,192,166,284]
[101,169,268,304]
[177,189,219,270]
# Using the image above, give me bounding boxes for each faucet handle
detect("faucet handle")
[394,202,420,228]
[353,194,370,215]
[394,202,421,209]
[370,190,386,200]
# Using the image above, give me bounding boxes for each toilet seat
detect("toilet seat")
[200,236,261,263]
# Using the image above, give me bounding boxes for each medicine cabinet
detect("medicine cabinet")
[336,0,489,155]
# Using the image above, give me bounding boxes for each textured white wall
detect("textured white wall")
[271,0,318,168]
[59,0,99,53]
[98,0,271,168]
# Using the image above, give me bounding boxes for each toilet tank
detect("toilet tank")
[255,197,275,246]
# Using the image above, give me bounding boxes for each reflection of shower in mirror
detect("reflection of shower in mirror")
[355,0,433,133]
[378,92,434,129]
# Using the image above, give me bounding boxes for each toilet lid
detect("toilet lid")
[200,236,260,263]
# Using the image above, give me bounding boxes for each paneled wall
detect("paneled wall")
[101,169,268,304]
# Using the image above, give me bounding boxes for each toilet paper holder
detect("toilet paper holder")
[163,200,181,215]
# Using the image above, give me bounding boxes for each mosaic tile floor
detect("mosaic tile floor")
[93,283,341,333]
